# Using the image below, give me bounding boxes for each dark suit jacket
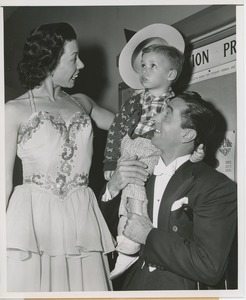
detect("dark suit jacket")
[123,160,237,290]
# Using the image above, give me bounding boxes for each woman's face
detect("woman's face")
[51,40,84,88]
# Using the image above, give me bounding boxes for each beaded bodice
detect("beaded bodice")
[17,92,93,199]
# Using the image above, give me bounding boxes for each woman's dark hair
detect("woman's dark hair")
[178,91,216,148]
[17,22,77,89]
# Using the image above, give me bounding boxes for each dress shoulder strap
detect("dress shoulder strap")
[62,90,85,113]
[28,90,36,112]
[71,96,85,112]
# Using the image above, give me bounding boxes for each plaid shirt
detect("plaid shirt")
[103,88,175,171]
[133,88,175,136]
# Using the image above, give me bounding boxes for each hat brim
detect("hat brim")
[119,23,185,89]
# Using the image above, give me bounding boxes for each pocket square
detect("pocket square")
[171,197,188,211]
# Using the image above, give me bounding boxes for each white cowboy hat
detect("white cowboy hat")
[119,23,185,89]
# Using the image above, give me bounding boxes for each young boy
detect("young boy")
[103,24,203,280]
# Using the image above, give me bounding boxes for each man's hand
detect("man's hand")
[123,212,154,245]
[107,155,149,198]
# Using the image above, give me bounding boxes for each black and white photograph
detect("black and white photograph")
[0,1,245,299]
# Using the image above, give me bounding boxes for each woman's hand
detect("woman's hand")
[107,155,149,198]
[104,170,115,181]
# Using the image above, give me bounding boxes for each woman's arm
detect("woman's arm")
[90,98,115,130]
[74,93,115,130]
[5,101,20,208]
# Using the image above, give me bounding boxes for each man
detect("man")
[104,91,237,290]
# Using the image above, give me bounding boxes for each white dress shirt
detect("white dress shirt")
[152,155,191,227]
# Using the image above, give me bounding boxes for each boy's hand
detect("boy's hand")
[190,144,205,163]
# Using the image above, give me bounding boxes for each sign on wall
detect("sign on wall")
[215,130,236,181]
[189,34,236,84]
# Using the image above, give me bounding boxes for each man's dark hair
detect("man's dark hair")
[178,91,216,148]
[17,22,77,90]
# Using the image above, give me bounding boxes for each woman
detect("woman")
[5,22,115,292]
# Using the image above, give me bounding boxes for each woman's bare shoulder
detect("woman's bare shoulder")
[72,93,93,115]
[5,92,32,124]
[6,92,29,107]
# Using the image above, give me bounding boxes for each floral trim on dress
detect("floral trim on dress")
[17,111,90,146]
[19,110,92,199]
[24,171,89,199]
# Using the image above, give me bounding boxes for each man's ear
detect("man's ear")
[168,69,177,82]
[182,128,197,143]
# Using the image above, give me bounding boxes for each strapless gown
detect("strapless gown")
[7,110,115,292]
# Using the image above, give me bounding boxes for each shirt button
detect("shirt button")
[172,225,178,232]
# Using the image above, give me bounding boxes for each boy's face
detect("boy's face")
[139,51,174,95]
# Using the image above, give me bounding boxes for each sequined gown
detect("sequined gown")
[7,92,115,292]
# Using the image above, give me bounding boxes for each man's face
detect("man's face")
[151,97,188,153]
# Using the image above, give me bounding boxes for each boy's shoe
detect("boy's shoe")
[116,235,140,255]
[110,252,139,280]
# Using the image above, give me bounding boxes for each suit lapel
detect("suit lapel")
[158,160,195,228]
[146,174,156,222]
